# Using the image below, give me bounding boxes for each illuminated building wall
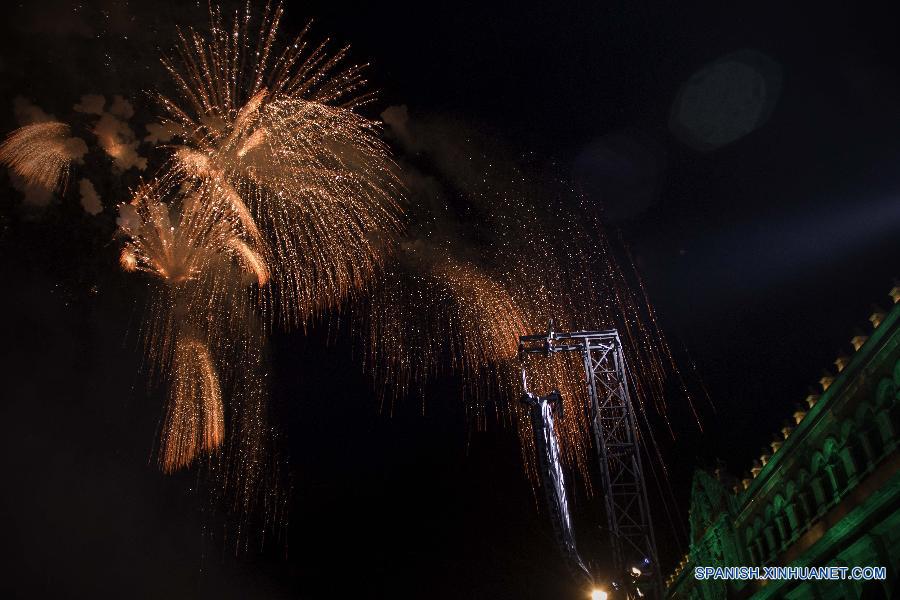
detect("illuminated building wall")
[667,285,900,599]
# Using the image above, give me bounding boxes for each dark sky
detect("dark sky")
[1,1,899,599]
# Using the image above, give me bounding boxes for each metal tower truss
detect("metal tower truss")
[519,322,662,599]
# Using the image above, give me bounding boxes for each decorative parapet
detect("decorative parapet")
[804,393,820,408]
[735,283,899,504]
[665,552,691,591]
[819,371,835,391]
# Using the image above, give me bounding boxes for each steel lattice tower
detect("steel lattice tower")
[519,323,662,599]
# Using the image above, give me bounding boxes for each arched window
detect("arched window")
[745,527,758,564]
[812,478,828,511]
[753,516,768,562]
[809,453,829,512]
[770,496,788,548]
[876,378,896,408]
[824,438,848,496]
[793,471,812,529]
[783,483,801,537]
[875,410,895,453]
[837,421,866,478]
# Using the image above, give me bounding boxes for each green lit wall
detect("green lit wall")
[667,289,900,599]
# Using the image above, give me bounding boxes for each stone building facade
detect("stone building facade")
[666,285,900,599]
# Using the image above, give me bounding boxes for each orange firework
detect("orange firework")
[0,121,87,191]
[117,182,268,288]
[116,175,274,511]
[365,243,598,481]
[361,149,698,490]
[160,334,225,473]
[153,2,403,327]
[110,2,406,540]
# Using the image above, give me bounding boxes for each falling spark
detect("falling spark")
[365,246,599,481]
[111,2,404,543]
[160,334,224,473]
[0,122,87,191]
[361,163,697,488]
[228,238,270,286]
[154,2,404,327]
[122,185,279,542]
[117,182,267,288]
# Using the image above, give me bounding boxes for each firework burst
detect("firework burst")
[365,247,526,406]
[364,240,601,482]
[123,196,278,537]
[153,2,404,327]
[0,121,87,192]
[117,181,268,288]
[108,2,406,540]
[117,179,271,478]
[360,137,697,489]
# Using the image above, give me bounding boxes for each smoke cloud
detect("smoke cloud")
[13,96,54,125]
[144,122,177,144]
[10,172,54,208]
[78,178,102,215]
[381,105,419,154]
[116,202,141,230]
[75,94,147,171]
[73,94,106,116]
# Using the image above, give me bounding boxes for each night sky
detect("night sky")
[1,1,899,598]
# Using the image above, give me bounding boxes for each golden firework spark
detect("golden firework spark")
[361,165,699,490]
[154,2,404,326]
[365,245,598,481]
[0,121,87,191]
[111,2,404,540]
[160,334,225,473]
[116,175,273,508]
[117,182,268,288]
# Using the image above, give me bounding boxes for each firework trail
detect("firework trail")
[0,122,88,192]
[113,141,279,540]
[118,181,268,288]
[160,334,225,473]
[153,2,403,327]
[110,2,403,539]
[364,238,602,483]
[366,246,524,395]
[0,0,693,548]
[117,179,273,486]
[361,129,697,488]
